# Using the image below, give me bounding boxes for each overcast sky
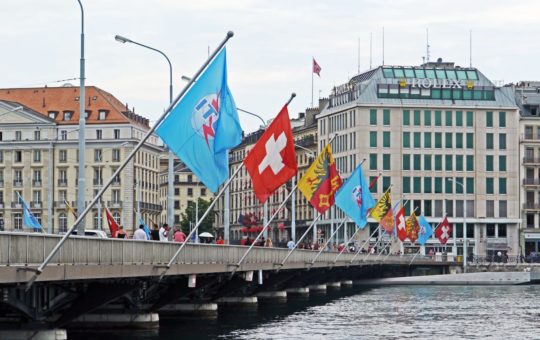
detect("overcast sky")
[1,0,538,132]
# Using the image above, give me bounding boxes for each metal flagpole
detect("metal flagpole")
[232,184,297,276]
[291,176,296,242]
[278,214,323,268]
[159,164,243,280]
[310,217,347,265]
[26,31,235,290]
[408,214,446,266]
[311,58,314,107]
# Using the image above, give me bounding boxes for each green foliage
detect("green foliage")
[179,198,214,234]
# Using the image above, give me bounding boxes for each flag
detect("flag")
[370,190,391,222]
[138,216,151,240]
[65,200,78,218]
[417,215,433,245]
[18,194,41,230]
[156,48,242,192]
[298,144,342,214]
[335,164,375,229]
[312,58,321,77]
[244,105,297,203]
[395,206,408,242]
[435,216,452,245]
[381,206,395,235]
[105,208,119,237]
[406,212,419,243]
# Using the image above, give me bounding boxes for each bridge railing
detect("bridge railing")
[0,232,447,267]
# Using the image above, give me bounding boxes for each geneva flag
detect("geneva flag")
[244,105,297,203]
[370,190,391,222]
[417,215,433,245]
[406,212,420,243]
[335,164,375,229]
[156,48,242,192]
[298,145,342,214]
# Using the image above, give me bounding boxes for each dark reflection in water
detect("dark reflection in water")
[69,285,540,340]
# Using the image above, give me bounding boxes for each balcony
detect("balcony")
[108,200,122,208]
[523,157,540,164]
[33,180,42,187]
[522,202,540,210]
[111,179,121,186]
[30,201,42,208]
[521,133,540,141]
[93,179,103,186]
[13,180,23,187]
[54,201,67,208]
[58,179,68,187]
[0,202,4,209]
[140,202,163,212]
[523,178,540,186]
[11,202,22,208]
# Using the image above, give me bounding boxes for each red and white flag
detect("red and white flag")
[244,105,298,203]
[312,58,321,77]
[395,207,408,242]
[105,208,119,237]
[435,216,452,245]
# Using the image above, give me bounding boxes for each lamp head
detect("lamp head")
[114,35,131,44]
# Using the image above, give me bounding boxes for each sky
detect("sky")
[1,0,539,133]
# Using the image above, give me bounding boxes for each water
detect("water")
[69,285,540,340]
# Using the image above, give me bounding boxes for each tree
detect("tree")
[179,198,215,235]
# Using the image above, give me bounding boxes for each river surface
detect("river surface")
[69,285,540,339]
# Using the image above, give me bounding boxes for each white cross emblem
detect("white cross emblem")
[258,132,287,175]
[397,214,406,230]
[441,226,450,239]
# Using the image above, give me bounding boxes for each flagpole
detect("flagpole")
[26,31,235,290]
[278,214,323,268]
[311,58,314,107]
[349,184,393,263]
[310,217,347,265]
[408,214,447,266]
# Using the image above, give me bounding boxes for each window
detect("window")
[370,154,378,170]
[435,110,442,126]
[369,176,378,192]
[413,177,421,193]
[98,110,107,120]
[435,133,442,148]
[486,111,493,127]
[456,133,463,148]
[456,155,463,171]
[15,131,21,141]
[486,155,493,171]
[0,151,3,163]
[445,111,452,126]
[369,131,377,147]
[370,109,377,125]
[486,224,496,237]
[466,111,473,127]
[424,110,431,126]
[14,151,22,163]
[94,149,102,162]
[456,111,463,126]
[499,134,506,149]
[424,132,431,148]
[114,129,120,139]
[113,212,121,225]
[445,133,452,148]
[112,189,120,203]
[499,155,507,171]
[59,150,67,163]
[33,150,41,162]
[63,111,72,121]
[383,132,390,147]
[402,177,410,193]
[414,110,421,126]
[413,132,421,148]
[402,154,410,170]
[434,177,443,193]
[174,200,180,209]
[498,223,507,236]
[445,155,453,171]
[413,154,421,170]
[499,111,506,127]
[499,178,507,194]
[424,177,432,193]
[382,109,390,125]
[96,129,102,140]
[435,155,442,171]
[187,188,193,196]
[466,178,474,194]
[383,154,390,170]
[34,130,41,141]
[445,178,453,193]
[403,132,410,148]
[48,111,57,119]
[33,169,41,182]
[486,178,494,194]
[466,133,474,148]
[403,110,410,125]
[424,155,432,170]
[61,130,67,140]
[13,213,22,230]
[32,190,41,203]
[201,188,207,196]
[486,133,494,149]
[112,149,121,162]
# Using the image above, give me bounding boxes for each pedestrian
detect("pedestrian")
[173,226,186,243]
[159,224,169,242]
[287,238,295,250]
[150,223,160,241]
[265,238,273,247]
[115,225,127,239]
[133,224,147,240]
[216,235,225,245]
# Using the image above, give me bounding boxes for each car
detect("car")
[60,229,108,238]
[525,252,540,263]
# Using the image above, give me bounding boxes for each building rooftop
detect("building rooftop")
[0,85,151,128]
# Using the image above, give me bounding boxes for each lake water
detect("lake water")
[69,285,540,339]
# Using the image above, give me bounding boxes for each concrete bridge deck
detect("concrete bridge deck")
[0,232,452,283]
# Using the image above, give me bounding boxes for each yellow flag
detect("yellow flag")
[370,190,391,222]
[65,200,78,218]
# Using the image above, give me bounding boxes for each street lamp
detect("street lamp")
[114,34,175,232]
[448,178,467,273]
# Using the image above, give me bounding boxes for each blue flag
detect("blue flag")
[138,217,151,240]
[335,164,376,229]
[417,215,433,245]
[18,193,41,230]
[156,48,242,192]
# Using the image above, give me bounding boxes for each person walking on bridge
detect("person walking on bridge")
[159,224,169,242]
[173,226,186,243]
[115,225,127,239]
[133,224,147,240]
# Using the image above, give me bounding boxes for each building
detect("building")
[0,86,163,234]
[158,160,213,227]
[317,59,521,257]
[216,107,318,245]
[515,81,540,256]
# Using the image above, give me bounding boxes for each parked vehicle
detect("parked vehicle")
[60,229,108,238]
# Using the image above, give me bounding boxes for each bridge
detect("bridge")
[0,232,456,336]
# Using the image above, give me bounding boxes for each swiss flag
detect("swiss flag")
[105,208,119,237]
[244,105,298,203]
[395,207,408,242]
[435,216,452,245]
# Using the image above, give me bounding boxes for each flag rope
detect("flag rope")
[25,31,235,291]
